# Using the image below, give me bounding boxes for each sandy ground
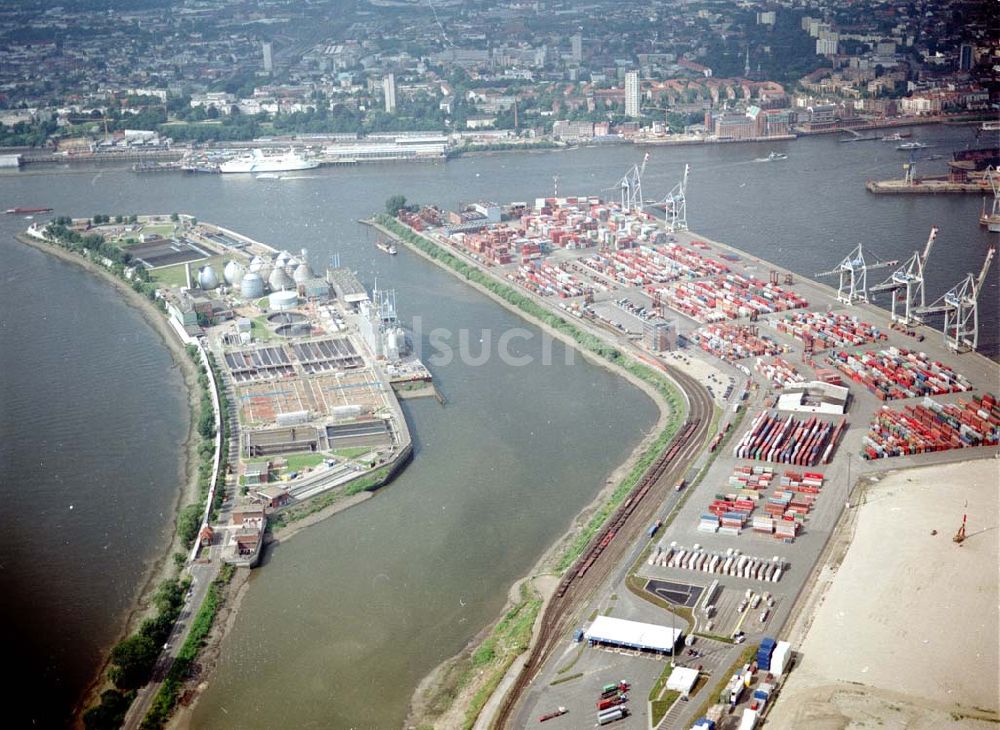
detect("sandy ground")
[16,233,205,725]
[767,459,1000,729]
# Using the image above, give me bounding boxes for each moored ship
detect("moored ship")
[219,148,319,174]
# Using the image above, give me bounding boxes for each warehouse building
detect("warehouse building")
[584,615,683,655]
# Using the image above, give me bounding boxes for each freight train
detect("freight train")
[555,419,699,599]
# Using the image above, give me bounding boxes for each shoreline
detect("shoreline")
[14,231,205,726]
[363,218,682,729]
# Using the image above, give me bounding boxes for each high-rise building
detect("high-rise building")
[383,73,396,114]
[959,44,974,71]
[262,42,273,73]
[571,33,582,62]
[624,70,640,118]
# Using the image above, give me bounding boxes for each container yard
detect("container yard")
[828,346,973,400]
[753,357,804,389]
[734,412,847,466]
[652,273,807,323]
[693,466,825,541]
[770,311,888,351]
[380,184,999,730]
[862,393,1000,459]
[691,324,785,362]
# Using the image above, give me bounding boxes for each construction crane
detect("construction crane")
[980,166,1000,232]
[68,116,113,141]
[610,153,649,213]
[657,163,689,232]
[869,226,938,325]
[916,246,995,352]
[643,105,672,127]
[816,244,898,305]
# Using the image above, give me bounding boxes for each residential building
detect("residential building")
[383,73,396,114]
[625,70,640,118]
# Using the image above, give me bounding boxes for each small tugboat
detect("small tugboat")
[376,239,398,255]
[755,151,787,162]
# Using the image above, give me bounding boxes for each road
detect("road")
[121,558,220,730]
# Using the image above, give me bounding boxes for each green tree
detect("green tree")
[108,634,159,689]
[385,195,408,216]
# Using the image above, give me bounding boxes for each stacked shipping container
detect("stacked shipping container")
[772,311,887,350]
[827,347,972,401]
[691,324,785,362]
[863,393,1000,459]
[734,411,847,466]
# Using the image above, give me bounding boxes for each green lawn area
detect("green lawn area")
[150,255,226,287]
[651,690,681,726]
[251,317,277,341]
[140,223,177,237]
[333,446,372,460]
[282,453,326,471]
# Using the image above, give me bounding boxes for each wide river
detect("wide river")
[1,123,994,728]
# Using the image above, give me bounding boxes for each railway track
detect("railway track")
[493,365,714,729]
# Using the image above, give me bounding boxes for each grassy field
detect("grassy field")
[282,453,326,471]
[251,317,277,341]
[141,223,177,238]
[151,255,225,287]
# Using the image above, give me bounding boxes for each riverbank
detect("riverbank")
[14,231,204,726]
[364,217,688,729]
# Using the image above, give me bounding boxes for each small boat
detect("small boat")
[755,151,787,162]
[897,141,929,150]
[376,240,398,255]
[255,173,284,180]
[881,132,911,142]
[6,207,52,214]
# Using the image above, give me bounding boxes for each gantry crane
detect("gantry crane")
[612,153,649,213]
[658,163,689,232]
[980,166,1000,232]
[816,244,899,305]
[869,226,937,325]
[916,246,995,352]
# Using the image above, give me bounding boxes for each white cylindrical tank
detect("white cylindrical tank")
[269,290,298,311]
[248,256,264,273]
[240,272,265,299]
[198,265,219,290]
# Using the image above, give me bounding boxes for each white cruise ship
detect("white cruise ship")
[219,148,319,173]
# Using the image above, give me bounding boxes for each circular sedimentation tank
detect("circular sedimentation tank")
[266,311,308,325]
[275,323,313,338]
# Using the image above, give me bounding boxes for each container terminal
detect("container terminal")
[373,160,998,730]
[27,214,429,569]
